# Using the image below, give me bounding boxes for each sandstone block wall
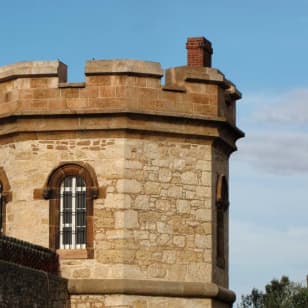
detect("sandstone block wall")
[1,136,216,284]
[69,294,230,308]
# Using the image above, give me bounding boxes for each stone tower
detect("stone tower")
[0,37,243,307]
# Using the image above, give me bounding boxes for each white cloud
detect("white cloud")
[253,88,308,124]
[234,88,308,175]
[235,132,308,175]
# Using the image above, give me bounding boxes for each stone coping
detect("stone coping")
[68,279,236,304]
[85,59,164,77]
[0,112,244,151]
[0,60,67,82]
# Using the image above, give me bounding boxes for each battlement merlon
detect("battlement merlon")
[0,60,67,83]
[85,59,163,78]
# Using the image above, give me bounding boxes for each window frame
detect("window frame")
[216,174,229,269]
[0,167,12,235]
[59,175,87,250]
[43,162,99,258]
[0,182,3,234]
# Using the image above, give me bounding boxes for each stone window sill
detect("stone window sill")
[57,248,94,259]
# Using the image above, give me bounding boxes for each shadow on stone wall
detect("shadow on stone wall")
[0,235,68,307]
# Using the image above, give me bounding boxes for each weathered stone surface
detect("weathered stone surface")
[0,60,67,82]
[181,171,198,185]
[134,195,150,210]
[158,168,172,182]
[116,179,142,194]
[70,294,221,308]
[176,199,191,214]
[144,182,161,195]
[173,236,185,248]
[85,59,163,77]
[115,210,139,229]
[195,208,212,221]
[104,193,132,209]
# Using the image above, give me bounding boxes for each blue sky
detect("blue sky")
[2,0,308,303]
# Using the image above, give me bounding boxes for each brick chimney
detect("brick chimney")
[186,37,213,67]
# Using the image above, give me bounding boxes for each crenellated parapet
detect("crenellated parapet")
[0,58,243,152]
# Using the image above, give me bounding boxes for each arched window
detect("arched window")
[42,162,99,256]
[0,182,3,234]
[60,176,87,249]
[0,168,12,235]
[216,175,229,268]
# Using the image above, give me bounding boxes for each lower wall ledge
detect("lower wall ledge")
[68,279,236,304]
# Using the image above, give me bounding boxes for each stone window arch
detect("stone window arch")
[43,162,99,257]
[0,167,12,235]
[216,175,229,268]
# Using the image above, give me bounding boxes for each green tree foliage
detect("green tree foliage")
[238,276,308,308]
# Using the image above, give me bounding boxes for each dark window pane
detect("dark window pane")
[76,209,86,226]
[62,227,72,245]
[63,191,72,209]
[76,191,86,209]
[60,175,87,248]
[63,209,72,224]
[76,176,85,187]
[76,227,86,244]
[64,176,73,188]
[217,208,224,259]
